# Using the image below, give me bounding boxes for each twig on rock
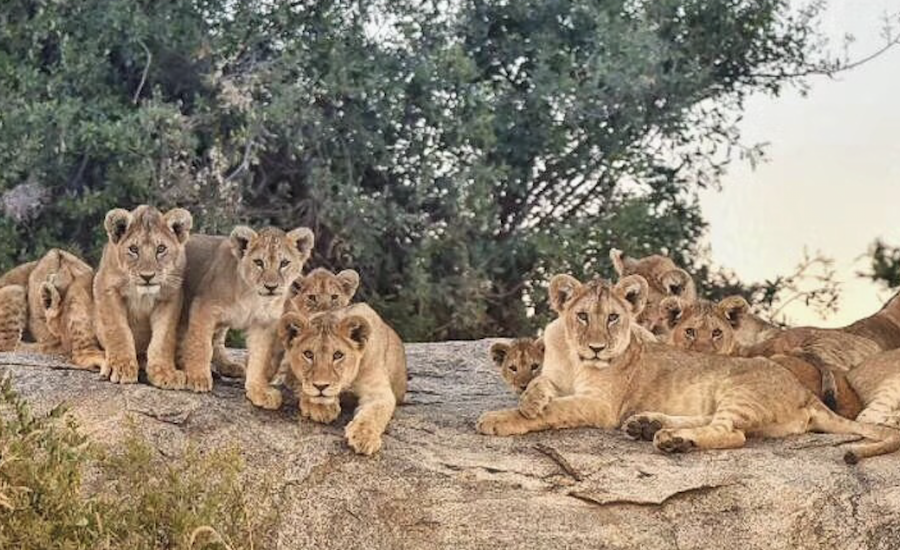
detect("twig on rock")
[534,443,583,482]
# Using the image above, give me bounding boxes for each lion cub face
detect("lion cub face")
[230,226,315,300]
[289,268,360,315]
[610,249,696,337]
[104,205,193,295]
[549,274,648,367]
[279,312,371,404]
[661,295,749,355]
[490,338,544,394]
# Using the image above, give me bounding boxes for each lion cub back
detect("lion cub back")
[343,303,408,403]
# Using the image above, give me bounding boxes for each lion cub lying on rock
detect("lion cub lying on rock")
[477,274,900,463]
[279,304,407,455]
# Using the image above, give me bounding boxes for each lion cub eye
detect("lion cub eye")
[530,363,540,372]
[254,259,264,268]
[156,244,167,255]
[333,351,344,361]
[607,313,619,325]
[508,364,518,373]
[280,259,290,269]
[302,350,314,360]
[307,294,317,302]
[712,328,723,339]
[128,245,139,256]
[685,328,697,339]
[576,312,589,323]
[330,294,338,301]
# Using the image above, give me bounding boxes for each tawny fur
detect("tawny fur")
[0,285,27,352]
[178,226,314,409]
[661,295,862,418]
[476,274,900,463]
[94,205,193,389]
[610,249,697,337]
[490,337,544,394]
[847,349,900,427]
[279,303,407,455]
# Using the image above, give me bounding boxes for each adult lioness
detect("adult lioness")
[490,337,544,394]
[179,225,314,409]
[476,274,900,463]
[279,304,407,455]
[660,295,863,419]
[94,205,192,388]
[610,249,696,337]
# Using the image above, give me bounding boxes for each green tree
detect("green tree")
[0,0,866,339]
[862,239,900,290]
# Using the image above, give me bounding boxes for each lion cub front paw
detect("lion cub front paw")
[147,365,186,390]
[519,385,551,419]
[301,400,341,424]
[622,414,663,441]
[247,384,283,410]
[107,356,139,384]
[184,371,213,392]
[476,409,528,436]
[345,417,383,456]
[654,429,697,454]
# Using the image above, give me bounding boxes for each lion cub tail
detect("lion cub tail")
[808,401,900,464]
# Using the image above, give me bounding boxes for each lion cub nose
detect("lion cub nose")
[312,383,330,393]
[588,344,607,354]
[264,283,278,293]
[139,272,155,284]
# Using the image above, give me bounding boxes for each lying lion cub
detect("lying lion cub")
[490,337,544,394]
[660,295,863,419]
[477,274,900,463]
[179,225,314,409]
[279,304,407,455]
[94,206,193,388]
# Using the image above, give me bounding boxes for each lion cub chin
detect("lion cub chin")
[94,205,193,389]
[476,273,900,463]
[179,225,314,409]
[279,303,407,456]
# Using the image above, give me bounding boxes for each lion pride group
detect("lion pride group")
[2,205,900,462]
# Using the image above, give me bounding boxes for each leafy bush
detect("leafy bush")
[0,376,274,550]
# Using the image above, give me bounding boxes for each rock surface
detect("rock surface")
[2,341,900,550]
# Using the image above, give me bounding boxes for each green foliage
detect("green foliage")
[0,376,273,550]
[0,0,830,339]
[863,239,900,290]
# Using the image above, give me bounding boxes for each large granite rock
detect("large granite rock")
[2,341,899,549]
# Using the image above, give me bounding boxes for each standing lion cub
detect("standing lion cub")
[279,303,407,455]
[94,205,192,388]
[179,225,314,409]
[477,274,900,463]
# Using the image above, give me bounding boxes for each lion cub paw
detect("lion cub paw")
[622,414,663,441]
[345,418,383,456]
[476,409,528,436]
[654,429,696,454]
[107,356,139,384]
[301,401,341,424]
[147,366,186,390]
[518,385,551,419]
[184,371,213,393]
[247,384,283,410]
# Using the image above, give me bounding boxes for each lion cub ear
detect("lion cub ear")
[614,275,649,316]
[289,276,307,297]
[287,227,315,262]
[338,315,371,349]
[278,313,309,347]
[39,281,62,316]
[609,248,636,277]
[548,274,582,314]
[163,208,193,244]
[533,337,545,357]
[230,226,257,258]
[489,342,510,369]
[104,208,133,244]
[660,268,696,301]
[660,296,687,330]
[336,269,360,298]
[717,295,750,329]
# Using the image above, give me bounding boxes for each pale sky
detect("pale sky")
[699,0,900,327]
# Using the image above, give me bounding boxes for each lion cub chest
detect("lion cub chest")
[220,294,284,330]
[123,287,165,349]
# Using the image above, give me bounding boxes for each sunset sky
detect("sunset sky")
[699,0,900,326]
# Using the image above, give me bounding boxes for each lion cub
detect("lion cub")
[94,206,193,388]
[490,338,544,394]
[660,295,863,418]
[287,268,360,315]
[279,304,407,455]
[848,349,900,427]
[477,274,900,463]
[179,225,314,409]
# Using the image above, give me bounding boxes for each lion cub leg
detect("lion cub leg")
[478,395,617,436]
[212,327,245,378]
[244,326,282,410]
[518,375,559,419]
[96,294,139,383]
[181,304,217,392]
[856,375,900,427]
[653,417,747,454]
[145,298,186,390]
[345,385,396,456]
[0,285,27,352]
[621,413,713,441]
